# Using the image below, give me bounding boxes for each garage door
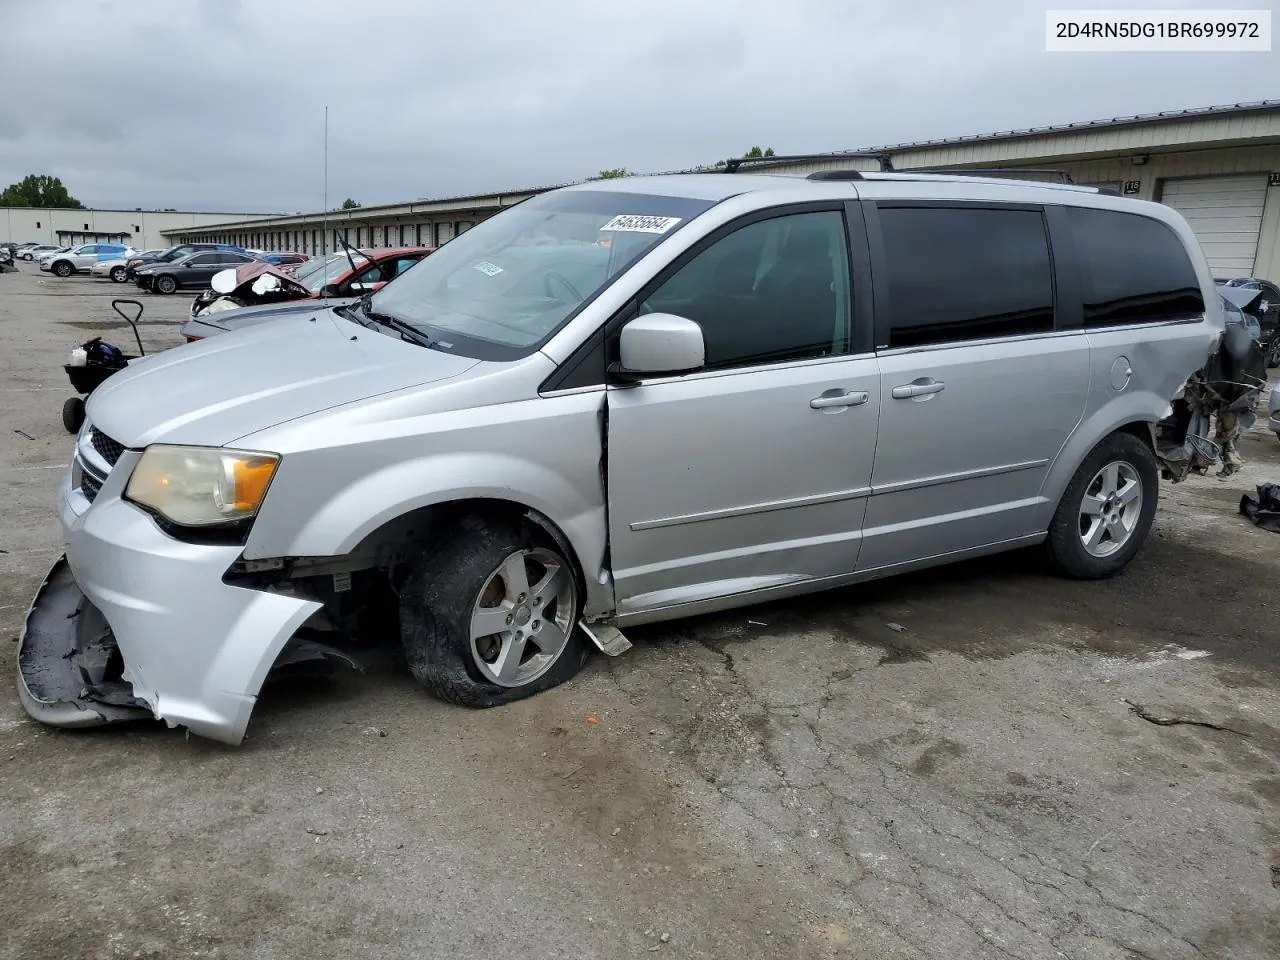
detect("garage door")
[1159,174,1267,277]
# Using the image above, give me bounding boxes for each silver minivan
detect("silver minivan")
[19,171,1223,745]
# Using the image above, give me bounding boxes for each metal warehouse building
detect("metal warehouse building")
[168,100,1280,282]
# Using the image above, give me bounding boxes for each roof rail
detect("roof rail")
[908,167,1077,184]
[806,170,866,181]
[719,152,894,173]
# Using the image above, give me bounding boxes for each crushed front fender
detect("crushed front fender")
[16,555,153,729]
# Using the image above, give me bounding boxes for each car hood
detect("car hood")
[1219,285,1267,317]
[86,309,482,449]
[222,262,314,299]
[192,296,357,332]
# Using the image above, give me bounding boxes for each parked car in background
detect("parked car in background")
[123,242,250,281]
[183,246,432,334]
[91,249,165,283]
[247,250,311,267]
[135,249,259,294]
[40,243,136,278]
[20,244,64,260]
[1216,277,1280,366]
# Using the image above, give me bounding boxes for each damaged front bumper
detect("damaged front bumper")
[18,556,153,729]
[17,466,324,745]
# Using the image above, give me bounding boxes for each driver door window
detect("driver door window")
[638,210,852,370]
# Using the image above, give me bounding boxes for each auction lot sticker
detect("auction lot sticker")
[600,215,683,234]
[1046,9,1271,50]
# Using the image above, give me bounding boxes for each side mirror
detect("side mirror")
[612,313,705,379]
[321,283,342,299]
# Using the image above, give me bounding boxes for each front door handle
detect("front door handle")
[891,379,946,400]
[810,390,869,409]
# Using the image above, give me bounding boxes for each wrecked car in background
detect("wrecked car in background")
[182,246,433,339]
[18,171,1226,746]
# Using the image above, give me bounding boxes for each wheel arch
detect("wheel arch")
[244,457,613,619]
[1037,392,1170,528]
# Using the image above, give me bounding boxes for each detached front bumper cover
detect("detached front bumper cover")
[17,555,152,729]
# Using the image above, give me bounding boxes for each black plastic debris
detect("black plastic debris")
[1239,483,1280,532]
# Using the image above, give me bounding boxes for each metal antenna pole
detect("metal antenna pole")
[322,105,329,256]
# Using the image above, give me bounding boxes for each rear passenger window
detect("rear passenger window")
[878,206,1054,348]
[1063,208,1204,327]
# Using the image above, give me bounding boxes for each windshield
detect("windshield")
[368,189,715,355]
[300,251,372,293]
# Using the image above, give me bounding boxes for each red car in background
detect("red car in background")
[187,246,435,323]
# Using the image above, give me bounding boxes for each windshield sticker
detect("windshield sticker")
[599,214,683,234]
[472,260,504,277]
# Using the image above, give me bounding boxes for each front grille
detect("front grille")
[90,428,124,467]
[81,470,103,503]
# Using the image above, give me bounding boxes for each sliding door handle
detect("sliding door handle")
[891,380,946,400]
[810,390,869,409]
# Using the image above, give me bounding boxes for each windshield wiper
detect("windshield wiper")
[358,290,436,348]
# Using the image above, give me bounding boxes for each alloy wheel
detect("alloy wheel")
[469,547,576,687]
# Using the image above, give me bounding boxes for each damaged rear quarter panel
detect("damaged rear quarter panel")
[1035,319,1218,521]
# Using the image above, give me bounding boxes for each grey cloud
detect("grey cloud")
[0,0,1264,212]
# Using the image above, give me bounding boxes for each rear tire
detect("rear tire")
[52,260,72,278]
[1266,332,1280,370]
[1045,432,1158,580]
[155,275,177,295]
[62,397,85,434]
[109,266,126,283]
[399,515,589,708]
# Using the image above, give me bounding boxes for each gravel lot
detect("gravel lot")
[1,263,1277,960]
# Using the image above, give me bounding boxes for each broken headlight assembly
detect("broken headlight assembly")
[125,445,280,528]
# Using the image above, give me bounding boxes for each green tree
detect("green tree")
[340,198,361,209]
[744,146,775,158]
[0,174,84,208]
[594,168,632,180]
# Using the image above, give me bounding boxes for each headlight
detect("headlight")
[125,445,280,527]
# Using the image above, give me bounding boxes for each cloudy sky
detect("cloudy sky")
[0,0,1270,213]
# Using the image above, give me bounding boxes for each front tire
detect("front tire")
[154,275,177,294]
[109,266,127,283]
[400,516,589,707]
[1045,432,1158,579]
[62,397,85,434]
[52,260,72,278]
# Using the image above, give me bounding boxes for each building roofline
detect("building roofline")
[813,99,1280,157]
[164,99,1280,236]
[1,205,282,216]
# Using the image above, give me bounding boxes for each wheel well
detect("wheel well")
[1115,420,1158,453]
[349,498,588,595]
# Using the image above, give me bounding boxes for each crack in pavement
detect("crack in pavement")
[1123,699,1252,738]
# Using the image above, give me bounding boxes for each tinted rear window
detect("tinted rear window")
[878,206,1054,348]
[1063,208,1204,326]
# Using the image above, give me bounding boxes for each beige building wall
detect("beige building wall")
[2,207,276,251]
